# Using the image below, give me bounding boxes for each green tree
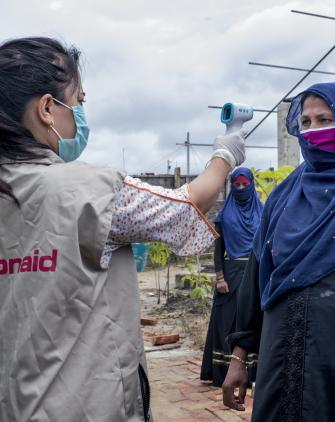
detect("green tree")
[148,242,171,304]
[252,166,294,202]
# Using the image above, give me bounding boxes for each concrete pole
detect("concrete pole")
[174,167,181,188]
[186,132,190,182]
[277,102,300,168]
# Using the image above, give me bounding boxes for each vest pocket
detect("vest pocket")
[138,363,151,421]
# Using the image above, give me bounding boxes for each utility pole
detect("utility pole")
[277,102,300,167]
[167,160,172,174]
[176,132,191,182]
[122,148,126,172]
[174,167,181,188]
[186,132,190,182]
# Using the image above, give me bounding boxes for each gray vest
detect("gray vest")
[0,152,149,421]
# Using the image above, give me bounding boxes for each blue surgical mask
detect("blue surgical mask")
[50,98,90,162]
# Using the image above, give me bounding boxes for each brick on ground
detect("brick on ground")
[190,409,219,421]
[210,409,246,421]
[152,333,180,346]
[141,316,158,326]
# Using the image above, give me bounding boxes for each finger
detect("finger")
[223,392,245,411]
[231,395,246,410]
[223,387,244,411]
[234,402,246,411]
[222,386,234,406]
[238,384,247,404]
[239,128,248,138]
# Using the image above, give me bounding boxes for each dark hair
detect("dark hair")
[0,36,81,203]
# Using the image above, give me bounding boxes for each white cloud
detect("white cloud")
[1,0,335,173]
[49,1,63,11]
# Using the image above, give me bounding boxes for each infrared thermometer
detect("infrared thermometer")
[221,103,253,134]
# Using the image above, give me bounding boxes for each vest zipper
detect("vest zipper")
[138,363,151,421]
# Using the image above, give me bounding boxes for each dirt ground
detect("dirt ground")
[138,259,215,352]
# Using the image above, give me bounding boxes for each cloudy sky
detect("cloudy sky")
[2,0,335,174]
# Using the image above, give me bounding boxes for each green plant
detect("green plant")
[148,242,171,268]
[182,257,212,307]
[252,166,294,202]
[148,242,171,304]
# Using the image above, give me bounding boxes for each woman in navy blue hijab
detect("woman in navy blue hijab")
[201,167,263,388]
[218,167,263,260]
[222,82,335,422]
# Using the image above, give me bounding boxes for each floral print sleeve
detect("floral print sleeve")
[101,176,218,267]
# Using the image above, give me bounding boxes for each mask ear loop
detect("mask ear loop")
[52,97,72,111]
[49,122,62,140]
[50,98,76,141]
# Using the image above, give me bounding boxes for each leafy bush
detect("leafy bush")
[252,166,293,202]
[182,257,212,307]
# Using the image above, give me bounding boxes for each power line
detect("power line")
[249,61,335,76]
[190,145,206,172]
[151,146,183,171]
[189,146,202,174]
[291,9,335,20]
[148,145,183,172]
[246,44,335,139]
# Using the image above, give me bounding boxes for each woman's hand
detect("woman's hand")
[215,272,229,294]
[212,129,246,169]
[216,280,229,294]
[222,347,248,411]
[188,130,246,214]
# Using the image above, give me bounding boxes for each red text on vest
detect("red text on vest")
[0,249,58,275]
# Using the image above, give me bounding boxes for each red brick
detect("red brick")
[186,358,202,367]
[184,392,205,402]
[152,333,180,346]
[209,394,222,402]
[141,317,158,326]
[190,409,215,420]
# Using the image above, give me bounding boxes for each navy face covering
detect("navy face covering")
[217,167,263,259]
[254,82,335,310]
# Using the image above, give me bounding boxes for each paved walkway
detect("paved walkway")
[147,350,253,422]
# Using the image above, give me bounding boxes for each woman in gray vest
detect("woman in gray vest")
[0,37,245,422]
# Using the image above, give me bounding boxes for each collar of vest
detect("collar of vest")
[0,149,64,165]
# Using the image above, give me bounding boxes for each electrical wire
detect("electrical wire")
[190,145,207,173]
[246,44,335,139]
[189,146,201,174]
[148,145,184,172]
